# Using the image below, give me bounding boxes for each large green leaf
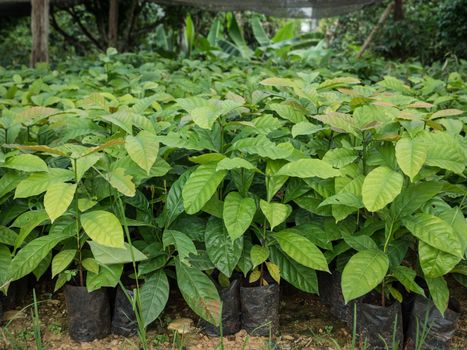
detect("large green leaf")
[276,159,340,179]
[362,166,403,212]
[51,249,76,278]
[390,182,442,220]
[270,246,318,293]
[418,241,461,278]
[15,169,74,198]
[403,213,462,258]
[175,258,221,326]
[260,200,292,231]
[0,226,18,246]
[8,231,73,281]
[81,210,124,248]
[250,245,269,268]
[269,102,307,124]
[106,167,136,197]
[421,132,465,175]
[426,276,449,315]
[216,157,256,171]
[391,265,425,296]
[395,136,426,181]
[231,136,294,160]
[272,229,328,272]
[3,154,47,172]
[44,182,76,223]
[182,163,226,214]
[0,172,26,199]
[12,209,49,250]
[141,269,170,327]
[163,170,190,228]
[73,153,100,182]
[125,130,159,174]
[205,217,243,277]
[223,192,255,241]
[89,241,147,265]
[162,230,197,265]
[87,264,123,292]
[266,159,288,202]
[341,249,389,303]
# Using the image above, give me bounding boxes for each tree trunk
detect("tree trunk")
[357,2,395,58]
[31,0,50,66]
[394,0,404,21]
[108,0,119,48]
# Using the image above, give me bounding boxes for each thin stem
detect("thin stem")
[72,158,84,287]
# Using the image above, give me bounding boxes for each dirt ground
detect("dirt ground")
[1,281,466,350]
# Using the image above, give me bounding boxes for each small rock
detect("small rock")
[282,335,294,341]
[167,318,194,334]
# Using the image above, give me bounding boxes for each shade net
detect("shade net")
[155,0,382,18]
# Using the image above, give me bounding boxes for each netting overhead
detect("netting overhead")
[155,0,382,18]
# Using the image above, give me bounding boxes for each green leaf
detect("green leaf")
[341,250,389,303]
[404,213,462,258]
[82,258,99,274]
[0,245,12,288]
[175,258,221,326]
[162,230,197,265]
[223,192,256,241]
[216,157,256,171]
[141,269,170,327]
[266,262,281,284]
[44,182,76,223]
[391,265,425,296]
[323,148,358,168]
[190,105,221,130]
[73,153,100,182]
[182,163,226,214]
[291,121,324,138]
[426,276,449,315]
[33,252,51,281]
[270,246,318,293]
[125,130,159,174]
[273,229,329,272]
[163,171,190,228]
[421,132,465,174]
[0,226,18,246]
[231,136,294,160]
[419,241,460,278]
[266,159,288,202]
[106,167,136,197]
[89,241,147,265]
[3,154,47,172]
[269,102,307,124]
[81,210,124,248]
[15,169,74,198]
[390,182,442,220]
[250,245,269,268]
[9,232,73,281]
[205,217,243,277]
[276,159,340,179]
[260,200,292,231]
[343,234,378,251]
[395,137,426,181]
[362,166,403,212]
[87,264,123,292]
[12,209,49,251]
[51,249,76,278]
[319,193,363,208]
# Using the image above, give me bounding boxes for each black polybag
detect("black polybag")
[353,301,404,350]
[200,279,241,336]
[404,295,460,350]
[240,284,280,336]
[319,271,355,325]
[64,285,111,342]
[112,287,137,337]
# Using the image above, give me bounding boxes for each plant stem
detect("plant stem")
[72,158,84,287]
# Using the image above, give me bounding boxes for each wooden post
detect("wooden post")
[31,0,50,66]
[357,2,394,59]
[108,0,119,48]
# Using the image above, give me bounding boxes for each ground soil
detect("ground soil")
[1,280,466,350]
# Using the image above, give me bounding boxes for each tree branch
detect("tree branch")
[66,6,105,51]
[50,6,86,55]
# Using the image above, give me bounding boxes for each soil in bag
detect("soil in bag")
[200,279,241,336]
[353,300,404,350]
[240,284,280,336]
[64,285,111,342]
[112,287,137,337]
[404,295,460,350]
